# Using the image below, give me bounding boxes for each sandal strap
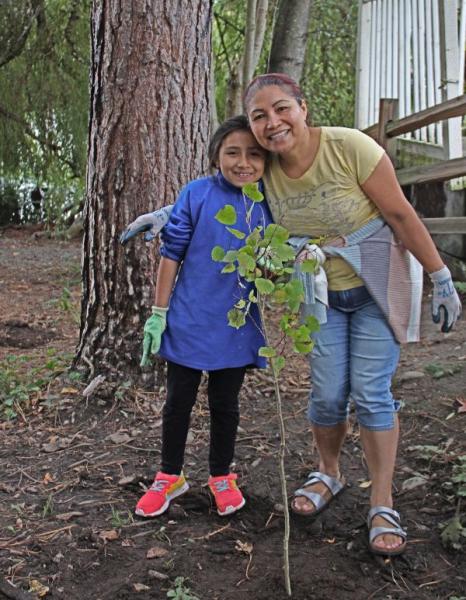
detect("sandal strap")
[302,471,344,496]
[369,526,407,544]
[367,505,401,528]
[293,489,327,511]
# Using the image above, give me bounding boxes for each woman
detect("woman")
[122,74,461,555]
[242,73,461,556]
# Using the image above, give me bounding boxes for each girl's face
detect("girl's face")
[246,85,308,154]
[218,130,266,188]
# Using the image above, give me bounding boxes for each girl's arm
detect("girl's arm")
[361,154,443,273]
[154,257,180,307]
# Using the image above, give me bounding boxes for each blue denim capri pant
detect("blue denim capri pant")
[308,286,401,431]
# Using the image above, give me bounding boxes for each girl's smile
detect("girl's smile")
[218,130,266,188]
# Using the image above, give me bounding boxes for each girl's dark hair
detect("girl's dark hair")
[243,72,306,112]
[208,115,251,168]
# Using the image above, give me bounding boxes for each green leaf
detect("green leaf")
[215,204,237,225]
[242,183,264,202]
[221,264,236,274]
[258,346,276,357]
[304,315,320,332]
[264,224,289,244]
[255,278,275,294]
[246,227,263,247]
[226,227,246,239]
[273,243,296,261]
[248,289,257,303]
[237,252,256,272]
[271,356,286,373]
[223,250,238,263]
[211,246,225,261]
[235,299,246,309]
[293,341,314,354]
[300,258,318,273]
[227,308,246,329]
[273,288,288,303]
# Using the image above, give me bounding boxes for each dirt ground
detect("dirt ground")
[0,226,465,600]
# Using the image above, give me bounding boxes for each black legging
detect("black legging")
[161,361,246,477]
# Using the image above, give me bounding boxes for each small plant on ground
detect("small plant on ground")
[0,351,73,419]
[110,508,134,528]
[166,577,200,600]
[212,182,320,596]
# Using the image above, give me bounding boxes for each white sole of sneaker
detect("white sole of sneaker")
[135,481,190,517]
[217,496,246,517]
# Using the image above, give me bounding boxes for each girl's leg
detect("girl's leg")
[207,366,246,476]
[350,300,403,551]
[161,361,202,474]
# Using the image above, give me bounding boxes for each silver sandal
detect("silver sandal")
[367,505,407,556]
[291,471,345,518]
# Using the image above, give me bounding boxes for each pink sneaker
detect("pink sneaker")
[135,472,189,517]
[208,473,246,516]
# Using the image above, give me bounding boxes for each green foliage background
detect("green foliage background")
[0,0,90,225]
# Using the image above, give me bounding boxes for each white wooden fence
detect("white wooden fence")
[355,0,465,162]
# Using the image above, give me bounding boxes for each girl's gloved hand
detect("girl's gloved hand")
[429,266,462,332]
[140,306,168,367]
[119,205,174,245]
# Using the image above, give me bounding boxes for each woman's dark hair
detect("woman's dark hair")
[243,73,306,113]
[208,114,251,168]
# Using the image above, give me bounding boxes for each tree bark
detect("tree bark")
[75,0,212,380]
[268,0,313,82]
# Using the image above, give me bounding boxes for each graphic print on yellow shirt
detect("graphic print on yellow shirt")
[263,127,385,290]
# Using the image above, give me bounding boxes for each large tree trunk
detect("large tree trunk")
[75,0,212,380]
[268,0,312,82]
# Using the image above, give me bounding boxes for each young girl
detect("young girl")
[135,116,272,518]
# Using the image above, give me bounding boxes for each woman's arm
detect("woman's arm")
[154,257,180,307]
[361,154,443,273]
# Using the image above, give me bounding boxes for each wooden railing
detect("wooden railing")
[363,95,466,234]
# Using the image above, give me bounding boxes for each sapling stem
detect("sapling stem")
[258,299,292,597]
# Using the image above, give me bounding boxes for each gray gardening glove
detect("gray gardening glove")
[429,266,462,332]
[119,205,174,245]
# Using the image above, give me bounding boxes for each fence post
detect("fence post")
[377,98,399,164]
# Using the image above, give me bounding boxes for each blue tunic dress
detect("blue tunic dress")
[159,173,273,371]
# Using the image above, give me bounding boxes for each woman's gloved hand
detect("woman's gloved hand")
[140,306,168,367]
[295,243,326,269]
[429,266,462,332]
[119,205,174,245]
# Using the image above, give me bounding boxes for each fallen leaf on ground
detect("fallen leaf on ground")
[43,472,54,484]
[402,475,428,491]
[60,386,79,394]
[98,529,119,541]
[29,579,50,597]
[146,546,169,559]
[235,540,253,554]
[456,397,466,414]
[106,432,132,444]
[358,480,372,488]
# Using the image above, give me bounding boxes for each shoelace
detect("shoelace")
[150,480,169,492]
[212,479,230,492]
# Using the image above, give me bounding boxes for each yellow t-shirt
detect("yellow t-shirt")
[263,127,385,290]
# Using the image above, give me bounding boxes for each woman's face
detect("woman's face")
[218,130,266,188]
[246,85,308,154]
